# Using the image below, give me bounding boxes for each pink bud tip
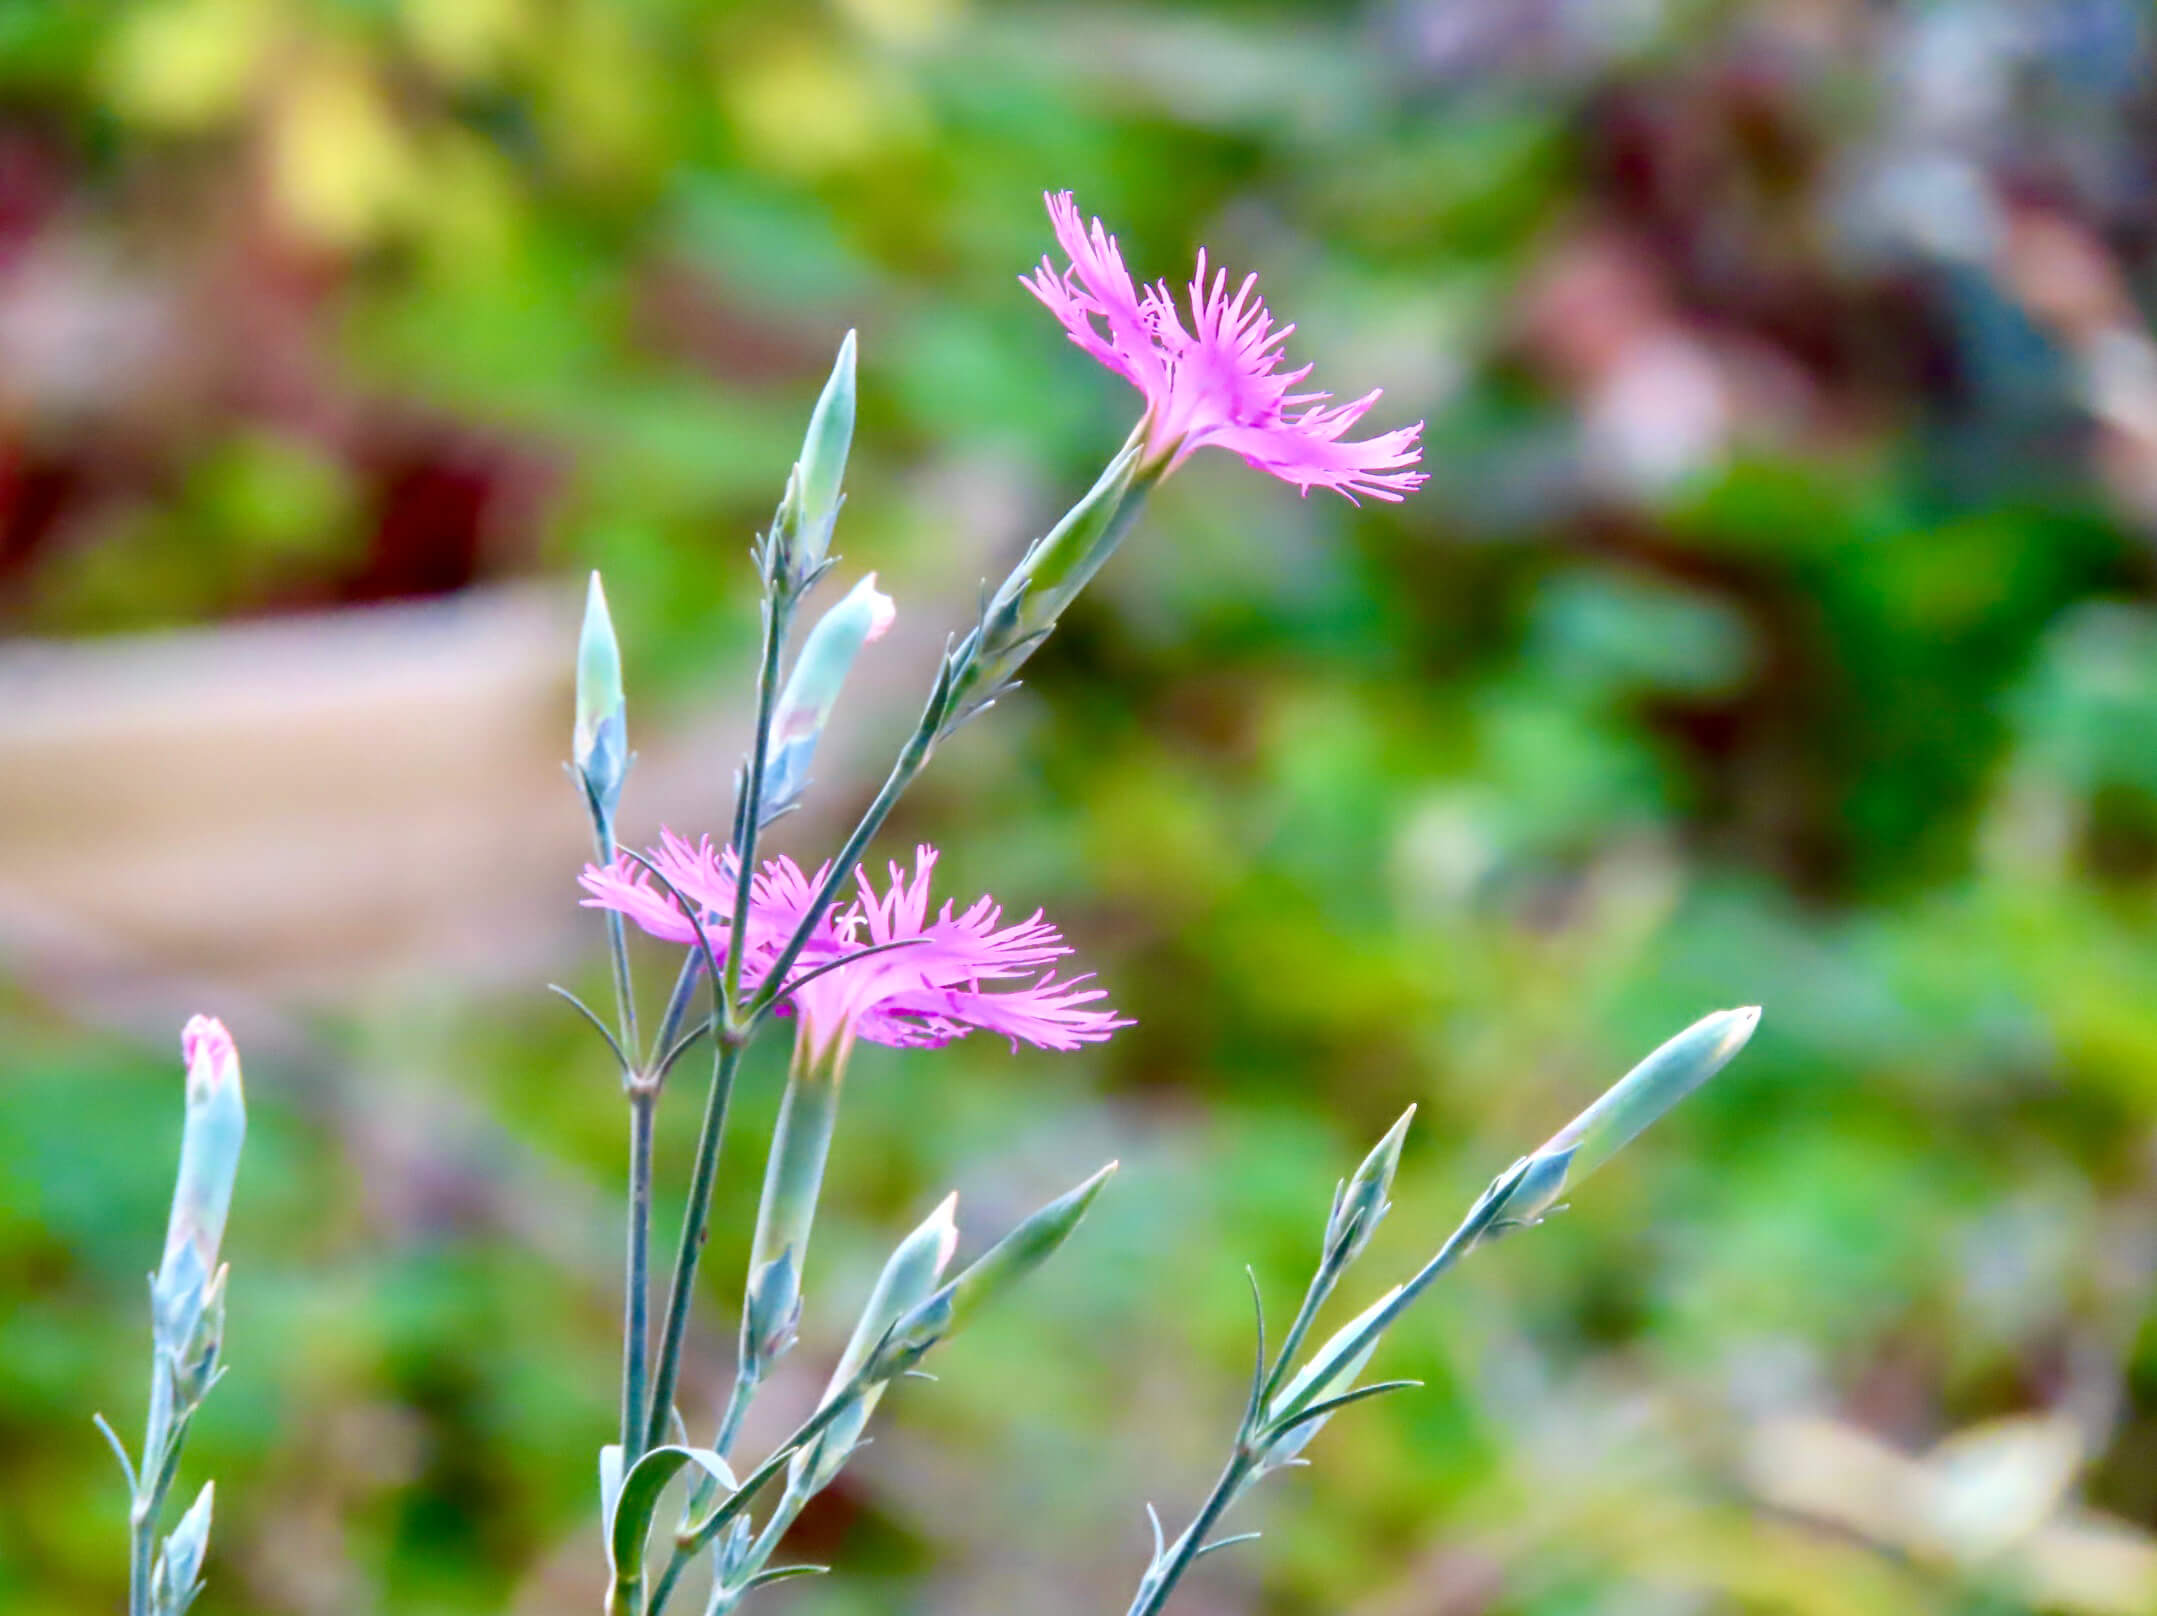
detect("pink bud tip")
[859,573,897,643]
[181,1015,238,1097]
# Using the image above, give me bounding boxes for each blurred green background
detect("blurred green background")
[8,0,2157,1612]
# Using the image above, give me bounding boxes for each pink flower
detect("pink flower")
[1023,191,1427,503]
[579,837,1129,1063]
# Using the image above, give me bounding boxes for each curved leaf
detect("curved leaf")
[607,1445,740,1583]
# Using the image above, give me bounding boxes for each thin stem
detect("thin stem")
[1256,1260,1336,1414]
[721,1484,811,1612]
[650,959,709,1079]
[129,1358,178,1616]
[644,1036,744,1455]
[747,646,970,1021]
[1125,1449,1257,1616]
[621,1086,657,1466]
[1267,1164,1521,1430]
[645,1544,694,1616]
[591,816,640,1060]
[676,1390,859,1560]
[712,1366,760,1463]
[646,1364,763,1616]
[648,1387,862,1616]
[1127,1167,1528,1616]
[129,1494,154,1616]
[726,589,797,1013]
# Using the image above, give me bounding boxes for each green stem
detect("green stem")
[647,1364,763,1616]
[1257,1259,1336,1413]
[726,590,797,1012]
[1267,1164,1519,1431]
[1129,1167,1526,1616]
[644,1036,744,1455]
[129,1359,178,1616]
[1125,1449,1257,1616]
[649,1388,863,1615]
[622,1085,657,1465]
[717,1483,811,1613]
[591,816,640,1061]
[677,1390,859,1561]
[746,646,971,1022]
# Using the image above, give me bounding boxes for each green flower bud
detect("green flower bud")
[951,444,1147,722]
[150,1481,213,1616]
[1327,1105,1414,1269]
[574,571,628,819]
[1260,1285,1400,1470]
[778,332,857,584]
[1504,1006,1760,1226]
[791,1194,959,1496]
[877,1161,1116,1374]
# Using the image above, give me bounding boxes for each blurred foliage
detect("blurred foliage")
[11,0,2157,1613]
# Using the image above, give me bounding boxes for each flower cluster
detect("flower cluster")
[580,835,1128,1063]
[1024,191,1427,503]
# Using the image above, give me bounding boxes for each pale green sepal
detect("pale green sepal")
[1508,1005,1761,1225]
[607,1445,740,1585]
[150,1480,213,1616]
[743,1045,845,1369]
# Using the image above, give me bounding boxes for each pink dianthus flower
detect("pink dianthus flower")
[579,835,1128,1063]
[1024,190,1427,503]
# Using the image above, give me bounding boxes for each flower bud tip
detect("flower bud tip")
[858,573,897,643]
[180,1015,238,1100]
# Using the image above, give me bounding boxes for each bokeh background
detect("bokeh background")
[7,0,2157,1612]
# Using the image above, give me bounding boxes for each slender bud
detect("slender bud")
[1502,1006,1761,1227]
[150,1481,213,1616]
[574,572,629,821]
[778,331,857,586]
[951,443,1146,720]
[791,1194,960,1496]
[1327,1105,1414,1270]
[154,1018,245,1351]
[760,573,896,819]
[1260,1286,1400,1469]
[877,1161,1116,1374]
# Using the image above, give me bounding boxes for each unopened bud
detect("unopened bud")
[1327,1105,1414,1269]
[741,1249,802,1369]
[1504,1006,1761,1226]
[951,444,1145,719]
[1260,1285,1400,1470]
[879,1161,1115,1373]
[155,1017,244,1344]
[760,573,896,818]
[792,1193,959,1495]
[150,1481,213,1615]
[574,572,628,820]
[778,331,857,584]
